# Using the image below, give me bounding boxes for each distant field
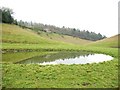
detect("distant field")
[38,31,93,45]
[88,34,119,48]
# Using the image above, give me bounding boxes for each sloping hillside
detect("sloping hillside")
[2,24,92,45]
[89,34,119,48]
[36,31,93,45]
[2,24,58,44]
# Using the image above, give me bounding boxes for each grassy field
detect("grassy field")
[2,47,118,88]
[3,59,118,88]
[38,31,93,45]
[88,34,119,48]
[2,24,92,45]
[2,24,93,52]
[2,24,119,88]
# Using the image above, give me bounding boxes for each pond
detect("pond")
[12,51,113,65]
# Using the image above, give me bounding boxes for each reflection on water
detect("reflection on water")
[40,54,113,65]
[16,51,113,65]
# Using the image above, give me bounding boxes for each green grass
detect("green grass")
[3,61,118,88]
[38,31,93,45]
[2,43,78,50]
[2,24,119,88]
[2,24,51,44]
[2,24,92,45]
[88,34,119,48]
[2,24,93,52]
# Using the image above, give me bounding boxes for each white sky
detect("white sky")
[0,0,119,37]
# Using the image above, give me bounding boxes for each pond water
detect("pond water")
[15,51,113,65]
[39,54,113,65]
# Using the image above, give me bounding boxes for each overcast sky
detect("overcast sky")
[1,0,119,37]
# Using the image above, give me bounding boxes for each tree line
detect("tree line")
[17,21,106,41]
[1,7,106,41]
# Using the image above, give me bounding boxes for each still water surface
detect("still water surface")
[40,54,113,65]
[16,52,113,65]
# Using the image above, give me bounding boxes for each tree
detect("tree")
[1,7,14,24]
